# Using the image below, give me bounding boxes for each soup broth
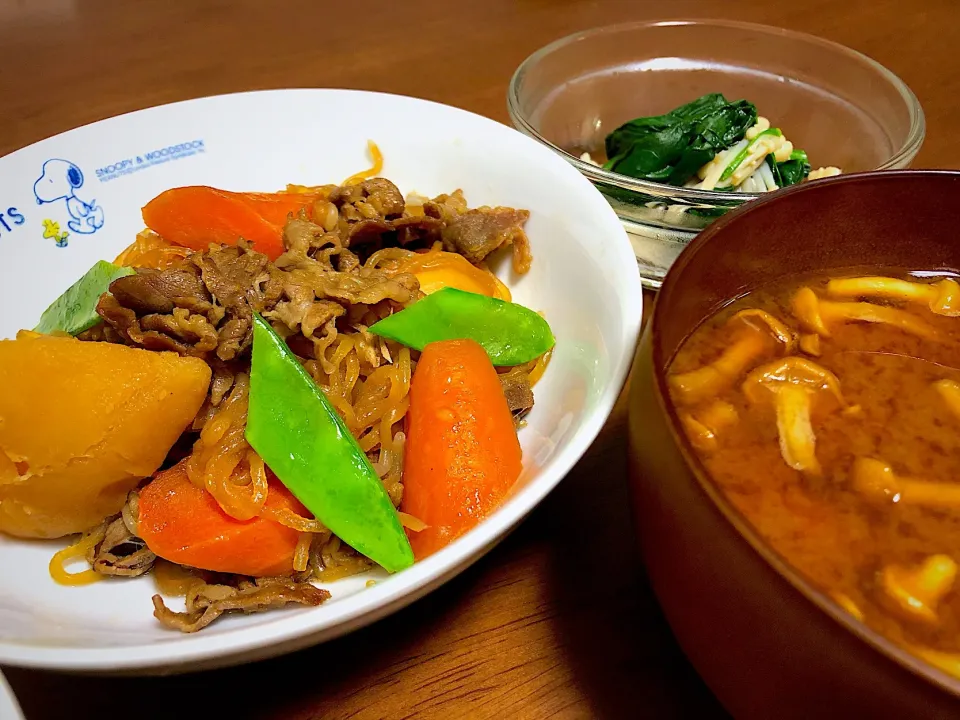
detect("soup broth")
[669,270,960,673]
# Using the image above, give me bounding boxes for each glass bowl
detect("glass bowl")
[507,19,925,288]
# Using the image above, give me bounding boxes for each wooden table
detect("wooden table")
[3,0,960,717]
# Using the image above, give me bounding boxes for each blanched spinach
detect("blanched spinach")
[767,149,811,187]
[603,93,758,186]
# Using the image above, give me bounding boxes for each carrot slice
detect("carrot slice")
[240,192,325,226]
[141,187,321,260]
[138,460,307,576]
[401,339,522,559]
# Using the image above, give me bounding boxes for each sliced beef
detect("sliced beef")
[276,218,421,307]
[356,178,405,217]
[95,185,530,387]
[190,243,278,316]
[265,286,345,339]
[346,218,394,246]
[75,321,123,344]
[97,294,199,356]
[328,182,364,207]
[344,215,444,251]
[324,179,442,252]
[499,369,535,418]
[336,247,361,273]
[140,309,220,354]
[214,317,251,360]
[330,178,405,219]
[281,216,343,262]
[152,577,330,633]
[423,190,469,222]
[424,191,531,271]
[209,362,239,406]
[314,268,419,306]
[109,267,209,315]
[441,207,531,268]
[303,300,346,339]
[98,243,284,362]
[90,515,156,578]
[391,215,444,247]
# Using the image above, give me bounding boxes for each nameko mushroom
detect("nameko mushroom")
[741,357,846,475]
[826,275,960,317]
[852,457,960,507]
[669,309,796,406]
[791,287,941,340]
[830,591,865,622]
[678,400,739,453]
[798,332,821,356]
[881,554,958,625]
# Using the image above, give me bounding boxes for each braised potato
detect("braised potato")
[0,333,210,538]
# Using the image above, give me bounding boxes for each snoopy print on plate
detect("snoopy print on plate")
[33,158,105,247]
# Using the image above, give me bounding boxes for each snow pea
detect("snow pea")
[245,314,414,573]
[368,287,554,366]
[34,260,134,336]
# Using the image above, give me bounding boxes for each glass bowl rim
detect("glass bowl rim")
[507,18,926,204]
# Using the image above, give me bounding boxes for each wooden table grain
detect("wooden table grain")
[3,0,960,717]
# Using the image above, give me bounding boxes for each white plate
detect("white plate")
[0,89,642,674]
[0,671,23,720]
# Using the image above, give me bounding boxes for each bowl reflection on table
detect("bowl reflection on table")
[508,19,925,289]
[628,171,960,718]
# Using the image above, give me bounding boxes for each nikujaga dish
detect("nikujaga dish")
[0,150,555,633]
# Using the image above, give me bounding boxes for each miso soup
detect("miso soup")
[669,270,960,676]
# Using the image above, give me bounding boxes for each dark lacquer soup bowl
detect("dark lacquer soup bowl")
[628,171,960,718]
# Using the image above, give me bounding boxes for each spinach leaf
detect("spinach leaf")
[767,149,811,187]
[603,93,758,186]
